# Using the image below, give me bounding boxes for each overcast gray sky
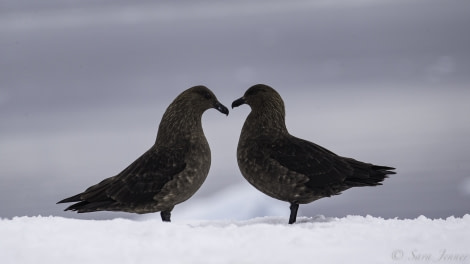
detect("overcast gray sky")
[1,0,469,220]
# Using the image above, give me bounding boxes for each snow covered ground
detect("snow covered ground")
[1,215,469,264]
[2,184,469,263]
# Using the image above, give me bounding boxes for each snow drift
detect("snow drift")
[1,215,469,264]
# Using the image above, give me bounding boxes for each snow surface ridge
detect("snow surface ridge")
[1,215,469,264]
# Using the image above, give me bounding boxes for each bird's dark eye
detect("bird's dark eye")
[204,92,212,99]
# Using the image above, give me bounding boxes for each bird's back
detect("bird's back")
[237,133,394,204]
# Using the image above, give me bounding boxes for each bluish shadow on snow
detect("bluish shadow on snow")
[138,183,290,222]
[185,215,335,228]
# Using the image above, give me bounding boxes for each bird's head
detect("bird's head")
[232,84,285,112]
[177,85,229,116]
[232,84,288,134]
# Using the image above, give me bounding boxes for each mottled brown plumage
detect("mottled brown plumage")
[58,85,229,222]
[232,84,395,224]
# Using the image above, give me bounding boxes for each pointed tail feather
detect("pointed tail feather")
[343,158,396,187]
[57,193,82,204]
[64,200,116,212]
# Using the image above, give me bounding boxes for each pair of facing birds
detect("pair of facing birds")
[58,84,395,224]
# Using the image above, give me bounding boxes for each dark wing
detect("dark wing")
[267,135,353,188]
[58,145,187,212]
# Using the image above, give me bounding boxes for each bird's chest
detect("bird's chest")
[187,139,211,173]
[156,138,211,206]
[237,139,276,181]
[180,137,211,187]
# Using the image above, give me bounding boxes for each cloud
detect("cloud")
[460,177,470,196]
[0,0,393,31]
[425,56,456,83]
[0,90,9,106]
[1,0,470,220]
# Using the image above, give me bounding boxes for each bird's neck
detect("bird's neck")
[245,106,288,137]
[155,104,204,146]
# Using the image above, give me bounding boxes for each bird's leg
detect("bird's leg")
[289,203,299,224]
[160,210,172,222]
